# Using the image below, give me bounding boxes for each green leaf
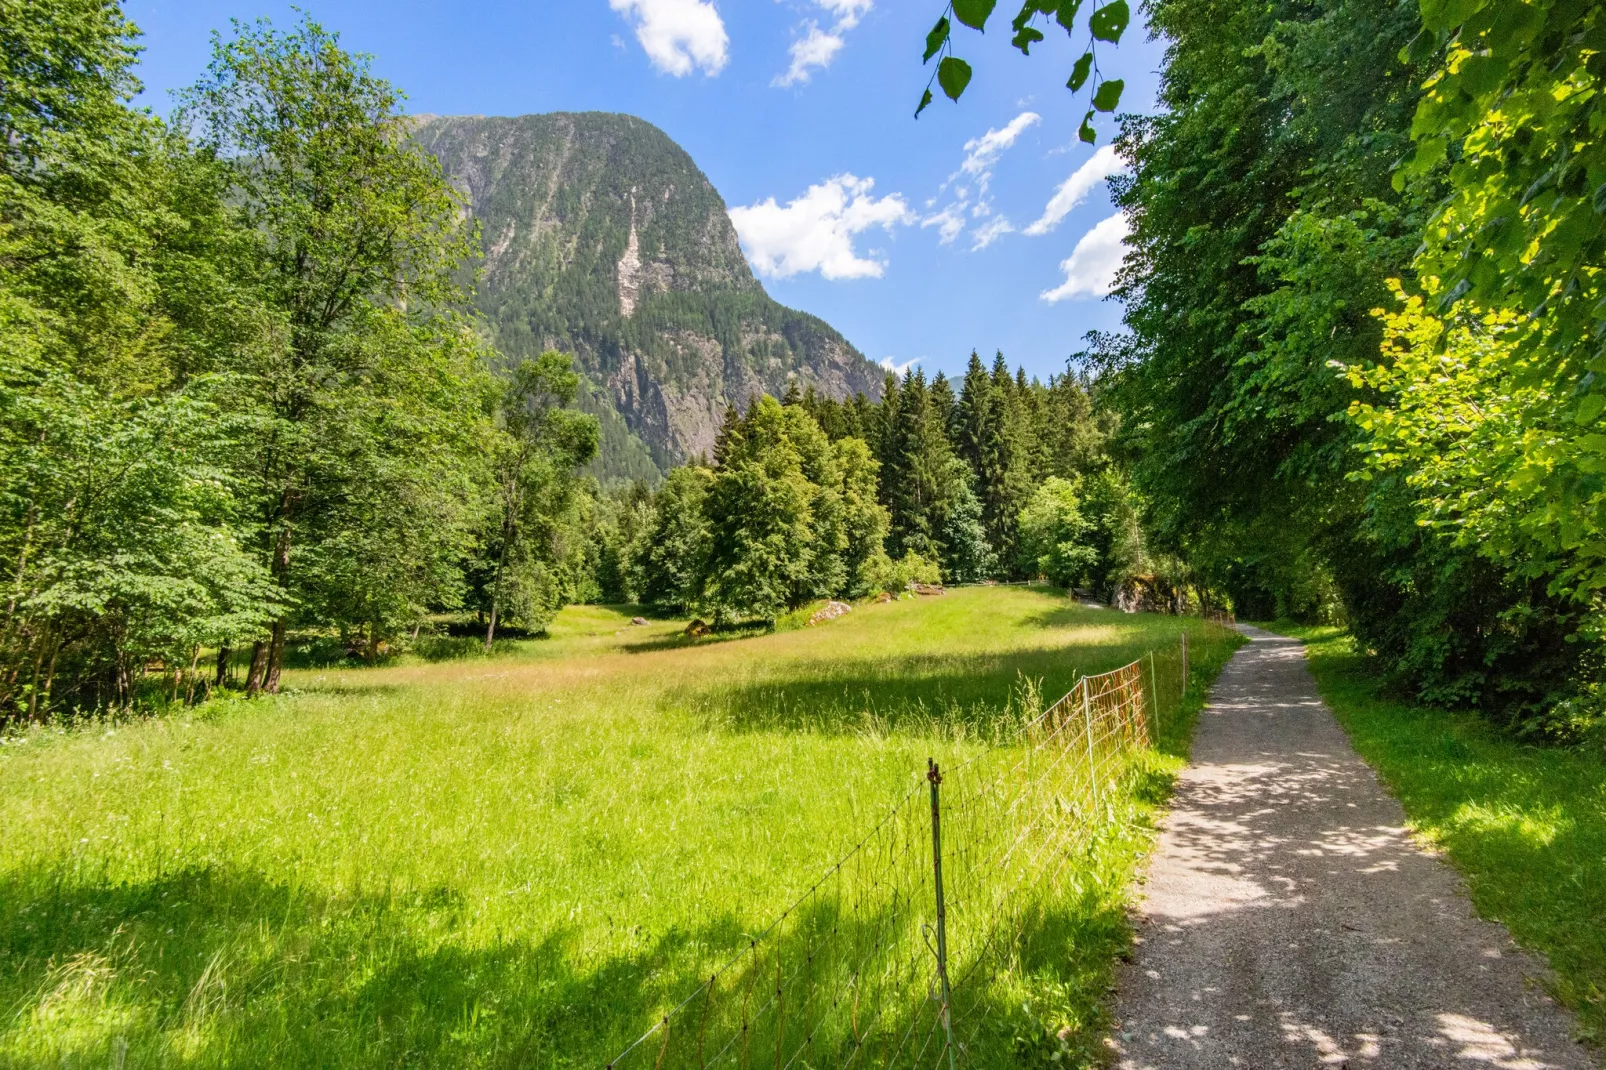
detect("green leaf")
[1457,53,1509,96]
[1400,28,1437,67]
[1487,0,1544,46]
[1088,0,1130,42]
[923,16,950,62]
[1092,77,1124,112]
[1013,0,1059,31]
[1012,25,1046,53]
[938,56,973,101]
[1577,393,1606,426]
[1067,52,1093,91]
[915,87,934,117]
[1078,110,1097,143]
[1418,0,1486,33]
[953,0,998,30]
[1055,0,1084,31]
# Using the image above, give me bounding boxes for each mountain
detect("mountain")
[411,112,885,480]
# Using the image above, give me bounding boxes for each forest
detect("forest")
[6,0,1606,749]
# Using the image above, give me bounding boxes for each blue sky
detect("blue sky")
[123,0,1166,383]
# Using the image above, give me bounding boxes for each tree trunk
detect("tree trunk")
[260,494,295,694]
[39,642,59,718]
[185,646,201,705]
[25,638,45,720]
[214,645,231,689]
[264,618,287,694]
[246,639,268,695]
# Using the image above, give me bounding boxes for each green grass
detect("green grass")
[1261,622,1606,1051]
[0,589,1237,1068]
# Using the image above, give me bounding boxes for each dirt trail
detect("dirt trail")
[1112,625,1595,1069]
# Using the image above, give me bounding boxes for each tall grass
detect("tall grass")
[0,589,1237,1068]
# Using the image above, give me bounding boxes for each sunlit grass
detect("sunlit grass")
[1264,623,1606,1052]
[1,589,1236,1067]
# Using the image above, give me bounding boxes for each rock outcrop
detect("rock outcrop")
[412,112,885,479]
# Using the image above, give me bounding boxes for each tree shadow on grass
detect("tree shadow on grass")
[0,845,1143,1070]
[617,626,764,655]
[666,647,1143,738]
[0,865,756,1069]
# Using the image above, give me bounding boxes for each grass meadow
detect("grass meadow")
[1,588,1238,1068]
[1266,623,1606,1051]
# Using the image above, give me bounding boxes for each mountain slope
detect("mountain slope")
[412,112,884,476]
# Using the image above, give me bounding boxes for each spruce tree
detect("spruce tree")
[955,352,995,491]
[930,372,957,439]
[713,402,744,469]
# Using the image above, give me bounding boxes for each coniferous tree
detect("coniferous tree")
[846,392,873,444]
[873,374,903,504]
[713,402,744,468]
[930,372,957,438]
[955,353,995,483]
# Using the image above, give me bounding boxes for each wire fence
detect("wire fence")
[607,621,1237,1070]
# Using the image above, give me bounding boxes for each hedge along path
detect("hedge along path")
[1113,626,1595,1069]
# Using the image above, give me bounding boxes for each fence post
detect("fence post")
[927,759,957,1070]
[1082,680,1100,807]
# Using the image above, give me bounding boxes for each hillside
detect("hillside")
[412,112,885,479]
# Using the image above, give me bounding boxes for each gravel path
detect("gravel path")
[1112,625,1596,1069]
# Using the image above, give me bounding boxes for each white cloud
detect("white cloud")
[818,0,873,27]
[775,23,843,86]
[921,203,966,244]
[1024,144,1128,237]
[879,356,920,375]
[610,0,728,77]
[1041,212,1131,301]
[774,1,873,86]
[921,111,1038,247]
[971,216,1015,250]
[960,112,1040,188]
[730,174,913,280]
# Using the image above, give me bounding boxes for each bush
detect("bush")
[865,551,941,594]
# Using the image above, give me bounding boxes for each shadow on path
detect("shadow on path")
[1113,627,1595,1069]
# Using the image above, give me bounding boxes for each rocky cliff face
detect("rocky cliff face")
[412,112,884,478]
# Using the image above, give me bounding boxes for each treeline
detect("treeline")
[1096,0,1605,734]
[585,357,1192,620]
[0,5,605,718]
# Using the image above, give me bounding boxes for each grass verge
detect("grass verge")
[1261,622,1606,1050]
